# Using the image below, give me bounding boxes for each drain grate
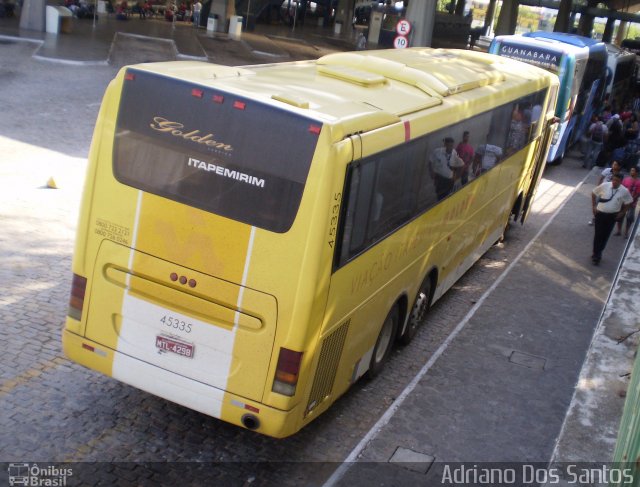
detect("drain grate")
[389,447,435,474]
[509,351,546,370]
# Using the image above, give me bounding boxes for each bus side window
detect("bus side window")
[489,103,512,153]
[342,161,377,259]
[370,153,413,239]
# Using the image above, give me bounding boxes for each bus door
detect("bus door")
[521,115,558,223]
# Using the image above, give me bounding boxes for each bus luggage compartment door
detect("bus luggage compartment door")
[85,240,277,402]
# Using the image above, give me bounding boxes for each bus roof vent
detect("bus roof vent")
[317,64,387,87]
[271,93,310,109]
[317,50,504,97]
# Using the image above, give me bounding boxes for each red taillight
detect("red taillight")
[68,274,87,321]
[191,88,204,98]
[212,94,224,104]
[272,348,303,396]
[308,124,321,135]
[125,72,135,81]
[233,100,246,110]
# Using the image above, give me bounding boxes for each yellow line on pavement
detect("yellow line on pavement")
[0,356,68,399]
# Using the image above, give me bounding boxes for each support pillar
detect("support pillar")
[494,0,518,36]
[483,0,497,35]
[615,20,628,45]
[335,0,355,36]
[19,0,46,31]
[553,0,572,33]
[602,16,615,43]
[577,0,598,37]
[406,0,437,47]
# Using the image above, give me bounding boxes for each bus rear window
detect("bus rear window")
[113,69,320,233]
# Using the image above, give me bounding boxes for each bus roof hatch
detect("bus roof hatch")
[317,49,505,97]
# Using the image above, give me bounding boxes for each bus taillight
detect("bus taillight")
[68,274,87,321]
[272,348,303,396]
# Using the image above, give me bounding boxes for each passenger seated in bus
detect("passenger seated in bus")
[475,144,503,173]
[429,137,464,201]
[506,105,528,155]
[471,153,483,180]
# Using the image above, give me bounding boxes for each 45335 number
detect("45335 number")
[160,315,192,333]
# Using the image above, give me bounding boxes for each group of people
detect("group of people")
[64,0,95,18]
[583,95,640,265]
[110,0,201,23]
[583,102,640,171]
[161,0,201,23]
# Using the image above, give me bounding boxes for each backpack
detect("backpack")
[591,123,605,142]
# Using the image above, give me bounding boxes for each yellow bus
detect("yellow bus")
[63,48,558,438]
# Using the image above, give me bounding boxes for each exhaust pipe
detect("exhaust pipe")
[241,413,260,431]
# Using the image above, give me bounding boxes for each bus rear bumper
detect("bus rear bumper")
[62,329,301,438]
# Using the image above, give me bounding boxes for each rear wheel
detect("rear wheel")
[398,279,432,345]
[366,306,399,378]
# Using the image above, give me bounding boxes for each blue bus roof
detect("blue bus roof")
[523,31,603,48]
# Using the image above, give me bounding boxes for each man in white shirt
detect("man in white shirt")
[192,0,201,26]
[591,173,633,264]
[429,137,464,201]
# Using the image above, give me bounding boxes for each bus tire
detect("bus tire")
[549,155,563,166]
[398,278,432,346]
[366,305,399,379]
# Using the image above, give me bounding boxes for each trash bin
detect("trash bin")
[367,11,383,46]
[334,20,342,35]
[206,13,217,33]
[229,15,242,39]
[45,6,72,34]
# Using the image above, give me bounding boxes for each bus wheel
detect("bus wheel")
[366,306,399,379]
[398,279,432,346]
[549,155,563,166]
[498,218,511,243]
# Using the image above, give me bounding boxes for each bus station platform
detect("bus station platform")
[0,13,356,66]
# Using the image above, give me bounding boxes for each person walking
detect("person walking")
[192,0,201,26]
[591,173,633,265]
[597,160,625,186]
[589,160,625,226]
[583,117,607,169]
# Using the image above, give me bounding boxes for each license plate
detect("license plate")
[156,335,194,358]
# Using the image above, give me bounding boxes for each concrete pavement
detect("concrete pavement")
[327,162,640,485]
